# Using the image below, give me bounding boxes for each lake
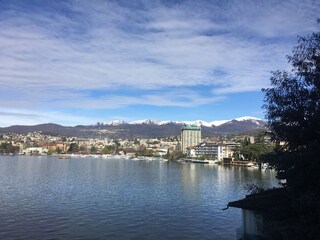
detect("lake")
[0,156,278,239]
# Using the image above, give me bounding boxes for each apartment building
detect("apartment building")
[195,142,235,160]
[181,125,201,154]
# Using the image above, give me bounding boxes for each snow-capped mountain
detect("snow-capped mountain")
[104,120,127,126]
[234,116,261,121]
[129,119,170,125]
[99,116,266,138]
[104,116,264,127]
[233,116,264,126]
[210,120,229,126]
[1,116,266,139]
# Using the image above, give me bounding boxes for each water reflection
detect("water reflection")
[0,156,277,240]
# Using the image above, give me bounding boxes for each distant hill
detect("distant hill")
[0,117,267,138]
[0,123,81,136]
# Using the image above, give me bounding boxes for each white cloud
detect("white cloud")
[0,0,319,112]
[0,108,96,127]
[53,90,226,109]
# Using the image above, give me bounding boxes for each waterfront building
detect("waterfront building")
[195,142,222,159]
[194,142,235,160]
[22,147,48,155]
[181,125,201,154]
[186,146,196,157]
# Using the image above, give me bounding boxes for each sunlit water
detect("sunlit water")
[0,156,278,239]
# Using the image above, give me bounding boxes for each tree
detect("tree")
[101,145,115,154]
[90,146,97,154]
[56,147,62,154]
[0,143,20,154]
[114,140,121,154]
[67,143,79,153]
[241,143,272,161]
[47,149,53,155]
[79,145,86,152]
[136,145,146,156]
[262,20,320,194]
[144,149,154,157]
[164,150,186,160]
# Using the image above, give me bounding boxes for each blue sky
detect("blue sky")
[0,0,319,126]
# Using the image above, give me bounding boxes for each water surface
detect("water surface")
[0,156,277,239]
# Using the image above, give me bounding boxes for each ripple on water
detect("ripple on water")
[0,156,278,240]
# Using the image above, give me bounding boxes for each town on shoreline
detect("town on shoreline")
[0,126,273,168]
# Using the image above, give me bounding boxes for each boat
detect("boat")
[208,160,220,164]
[190,159,209,164]
[247,162,259,168]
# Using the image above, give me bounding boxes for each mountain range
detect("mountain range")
[103,116,264,127]
[0,116,266,139]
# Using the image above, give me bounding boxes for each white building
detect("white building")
[22,147,48,155]
[186,147,196,157]
[194,142,235,160]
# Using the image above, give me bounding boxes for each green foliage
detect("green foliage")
[135,145,153,156]
[234,133,273,161]
[144,149,154,156]
[56,147,62,154]
[101,145,116,154]
[241,143,273,161]
[90,146,97,153]
[164,150,186,160]
[262,22,320,194]
[79,145,86,152]
[0,142,20,154]
[67,143,79,153]
[114,140,120,154]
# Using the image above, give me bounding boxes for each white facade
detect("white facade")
[187,148,196,157]
[195,142,234,160]
[156,148,168,156]
[22,147,48,155]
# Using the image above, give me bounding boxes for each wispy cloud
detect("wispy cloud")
[0,108,97,127]
[0,111,44,118]
[0,0,319,126]
[54,90,226,109]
